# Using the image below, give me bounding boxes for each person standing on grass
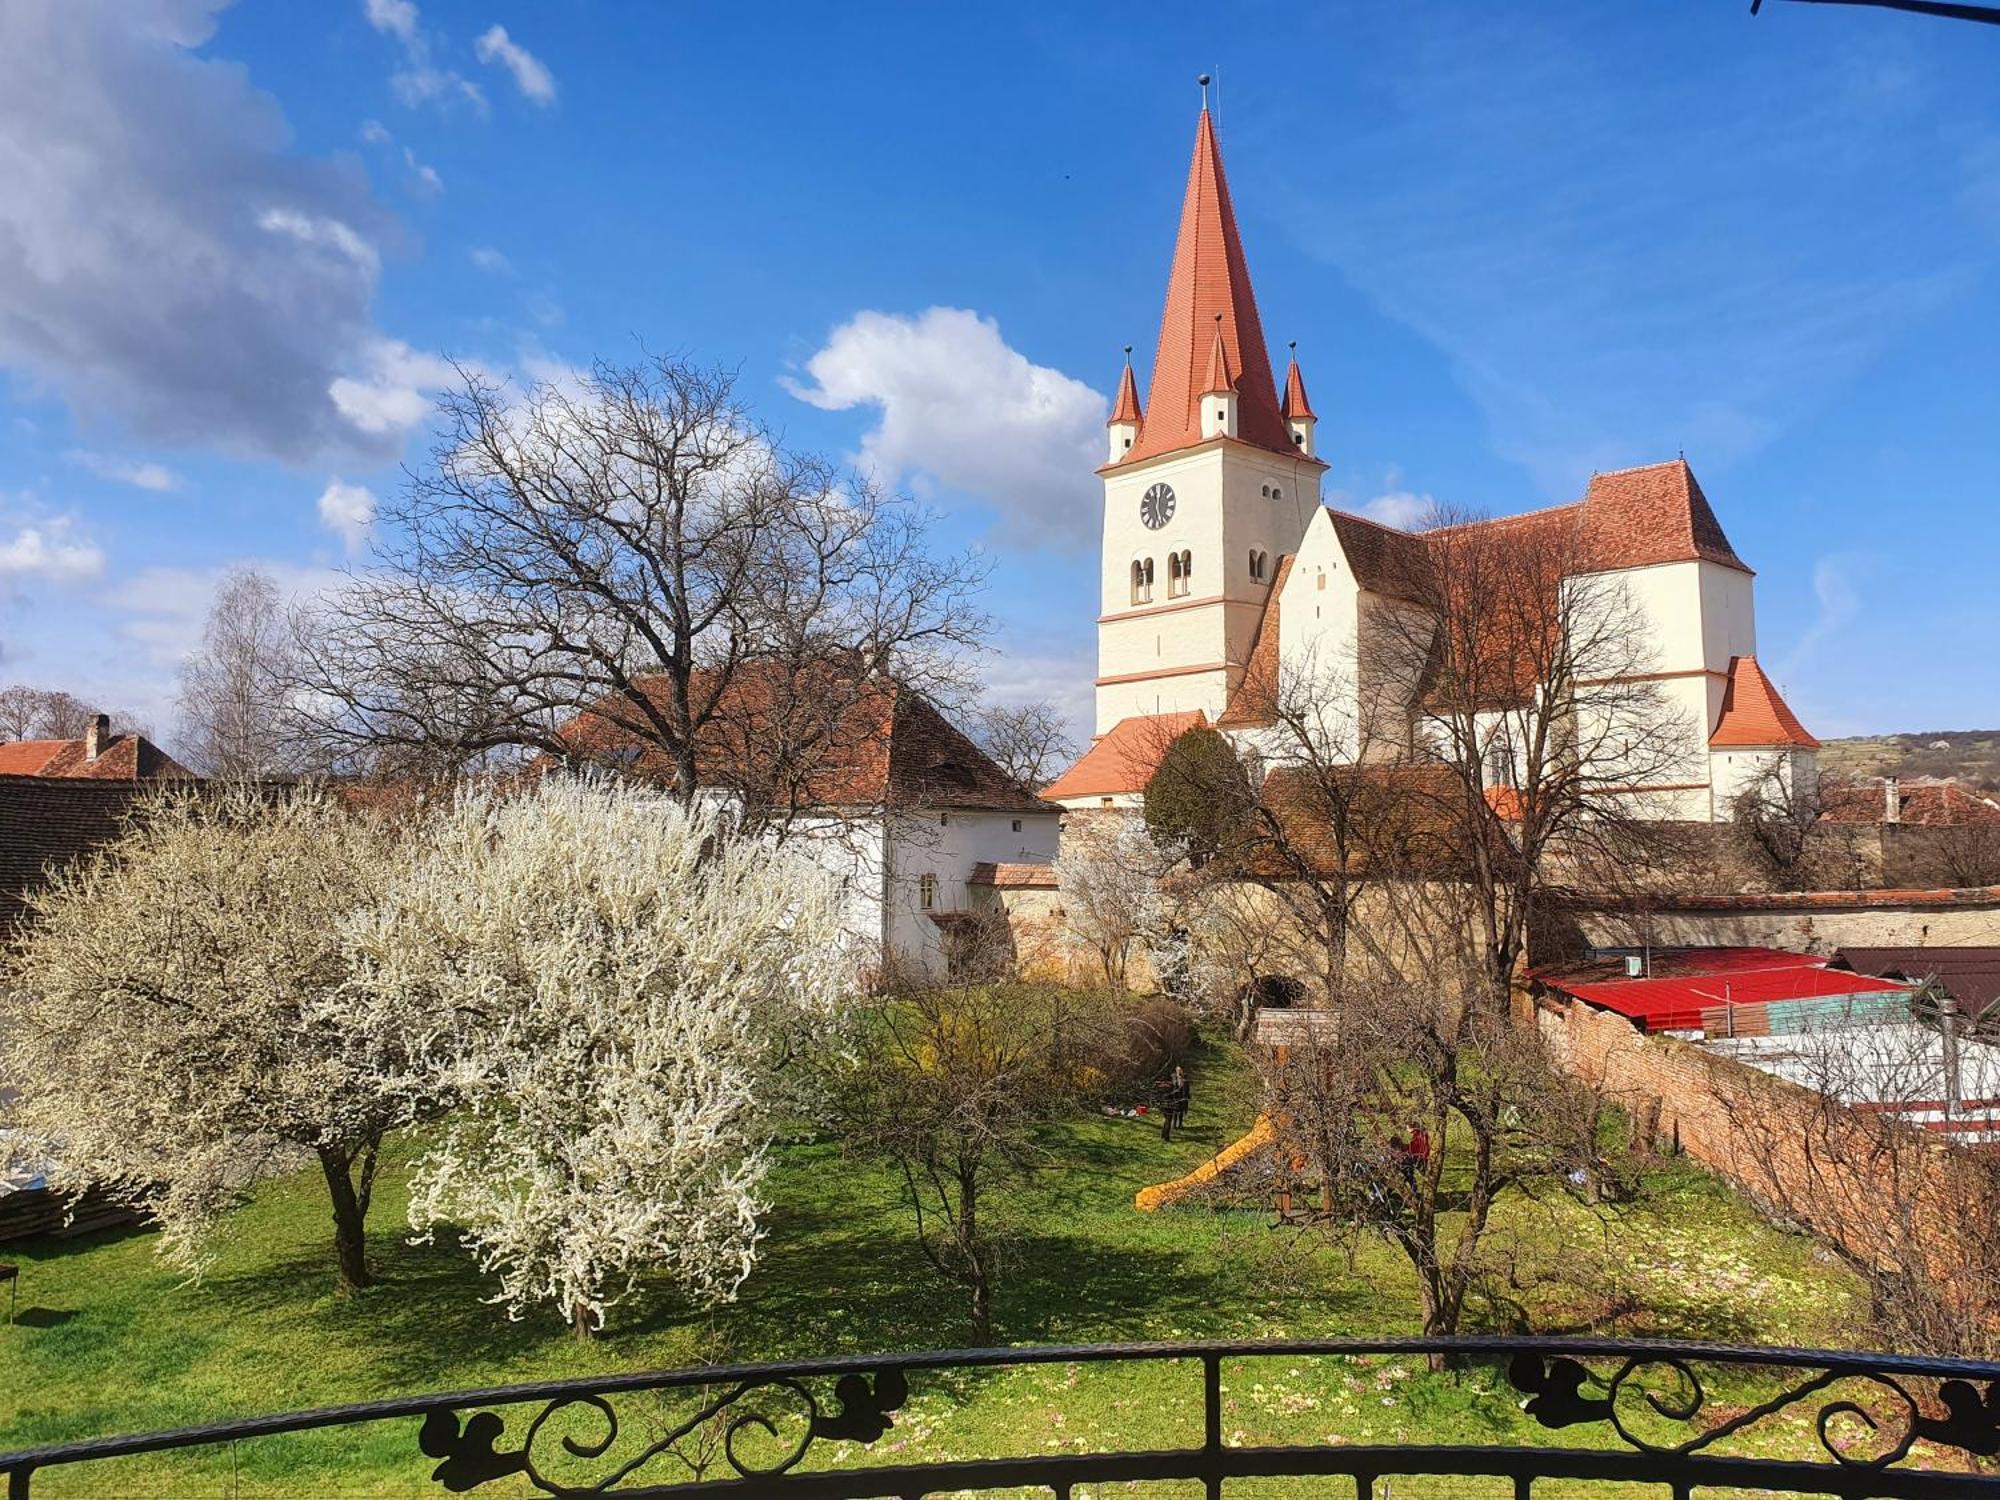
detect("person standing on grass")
[1405,1121,1432,1189]
[1170,1064,1191,1137]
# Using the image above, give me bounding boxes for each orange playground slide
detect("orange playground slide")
[1134,1114,1274,1212]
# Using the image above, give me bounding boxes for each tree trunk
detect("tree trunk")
[317,1147,374,1293]
[571,1300,597,1340]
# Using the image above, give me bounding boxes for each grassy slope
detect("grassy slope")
[0,1033,1883,1497]
[1820,729,2000,791]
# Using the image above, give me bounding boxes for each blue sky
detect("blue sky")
[2,1,1997,748]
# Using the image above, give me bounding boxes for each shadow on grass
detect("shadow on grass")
[10,1306,78,1329]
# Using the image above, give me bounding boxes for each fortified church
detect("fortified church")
[1044,105,1820,822]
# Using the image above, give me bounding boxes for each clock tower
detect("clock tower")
[1092,105,1327,737]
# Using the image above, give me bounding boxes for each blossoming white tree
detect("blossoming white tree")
[347,777,852,1337]
[1050,815,1169,990]
[2,785,401,1290]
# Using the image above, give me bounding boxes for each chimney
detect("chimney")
[1883,776,1900,825]
[85,713,109,761]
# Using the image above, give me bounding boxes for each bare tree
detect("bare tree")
[834,983,1104,1340]
[973,701,1075,790]
[1050,814,1168,990]
[1265,963,1602,1348]
[1728,762,1870,891]
[1370,508,1696,1008]
[1710,1013,2000,1358]
[176,567,305,778]
[0,684,147,742]
[289,356,988,831]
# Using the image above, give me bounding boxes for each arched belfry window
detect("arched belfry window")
[1131,557,1154,605]
[1249,549,1269,582]
[1167,549,1192,598]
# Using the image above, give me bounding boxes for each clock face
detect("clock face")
[1140,482,1177,530]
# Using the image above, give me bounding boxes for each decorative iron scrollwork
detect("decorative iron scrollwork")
[418,1367,906,1495]
[1500,1349,1985,1471]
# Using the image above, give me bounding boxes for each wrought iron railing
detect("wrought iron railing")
[5,1337,2000,1497]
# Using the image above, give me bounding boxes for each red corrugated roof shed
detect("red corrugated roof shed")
[1535,947,1911,1032]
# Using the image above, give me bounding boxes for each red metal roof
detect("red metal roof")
[1537,947,1910,1032]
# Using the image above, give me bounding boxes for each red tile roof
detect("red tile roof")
[1709,655,1818,748]
[1108,361,1142,425]
[967,861,1060,890]
[0,732,192,780]
[1042,710,1207,801]
[1216,555,1293,728]
[559,665,1052,815]
[1115,110,1295,466]
[1822,777,2000,826]
[1200,327,1236,396]
[1280,357,1315,422]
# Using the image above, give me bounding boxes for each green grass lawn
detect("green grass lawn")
[0,1030,1912,1497]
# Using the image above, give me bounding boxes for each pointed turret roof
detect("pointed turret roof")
[1117,109,1295,465]
[1710,656,1819,749]
[1281,355,1315,421]
[1108,358,1142,426]
[1201,326,1236,395]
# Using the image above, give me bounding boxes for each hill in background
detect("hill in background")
[1819,729,2000,792]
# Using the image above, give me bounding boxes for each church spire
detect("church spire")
[1118,105,1290,465]
[1109,353,1143,424]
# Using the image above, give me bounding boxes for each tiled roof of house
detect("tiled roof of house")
[1114,110,1295,467]
[1709,655,1819,749]
[0,776,152,934]
[559,665,1053,815]
[1822,777,2000,826]
[0,730,193,780]
[1216,554,1293,728]
[1042,710,1208,801]
[1325,510,1435,603]
[967,861,1061,890]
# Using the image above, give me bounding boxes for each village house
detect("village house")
[1046,106,1819,822]
[0,714,192,782]
[560,670,1059,982]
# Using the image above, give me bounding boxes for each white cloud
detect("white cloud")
[403,146,443,196]
[474,25,556,106]
[784,307,1106,550]
[317,478,377,552]
[469,246,513,274]
[66,451,179,492]
[361,0,484,114]
[112,560,345,670]
[0,516,106,583]
[0,0,420,465]
[328,337,457,437]
[359,117,393,145]
[1778,552,1867,681]
[1361,490,1435,531]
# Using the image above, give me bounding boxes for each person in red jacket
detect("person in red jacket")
[1404,1122,1432,1189]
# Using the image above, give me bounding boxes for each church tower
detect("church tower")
[1094,106,1327,736]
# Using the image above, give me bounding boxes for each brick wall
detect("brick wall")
[1538,995,1994,1293]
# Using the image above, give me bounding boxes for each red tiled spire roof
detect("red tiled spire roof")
[1117,109,1292,465]
[1108,358,1142,425]
[1200,326,1236,395]
[1710,655,1819,749]
[1281,355,1315,421]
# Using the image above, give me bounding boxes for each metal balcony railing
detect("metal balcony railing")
[5,1337,2000,1498]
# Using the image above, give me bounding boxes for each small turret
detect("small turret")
[1107,348,1142,463]
[1281,345,1317,459]
[1198,320,1238,440]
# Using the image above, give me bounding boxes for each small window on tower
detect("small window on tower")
[1272,487,1282,500]
[1011,819,1023,832]
[918,874,938,911]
